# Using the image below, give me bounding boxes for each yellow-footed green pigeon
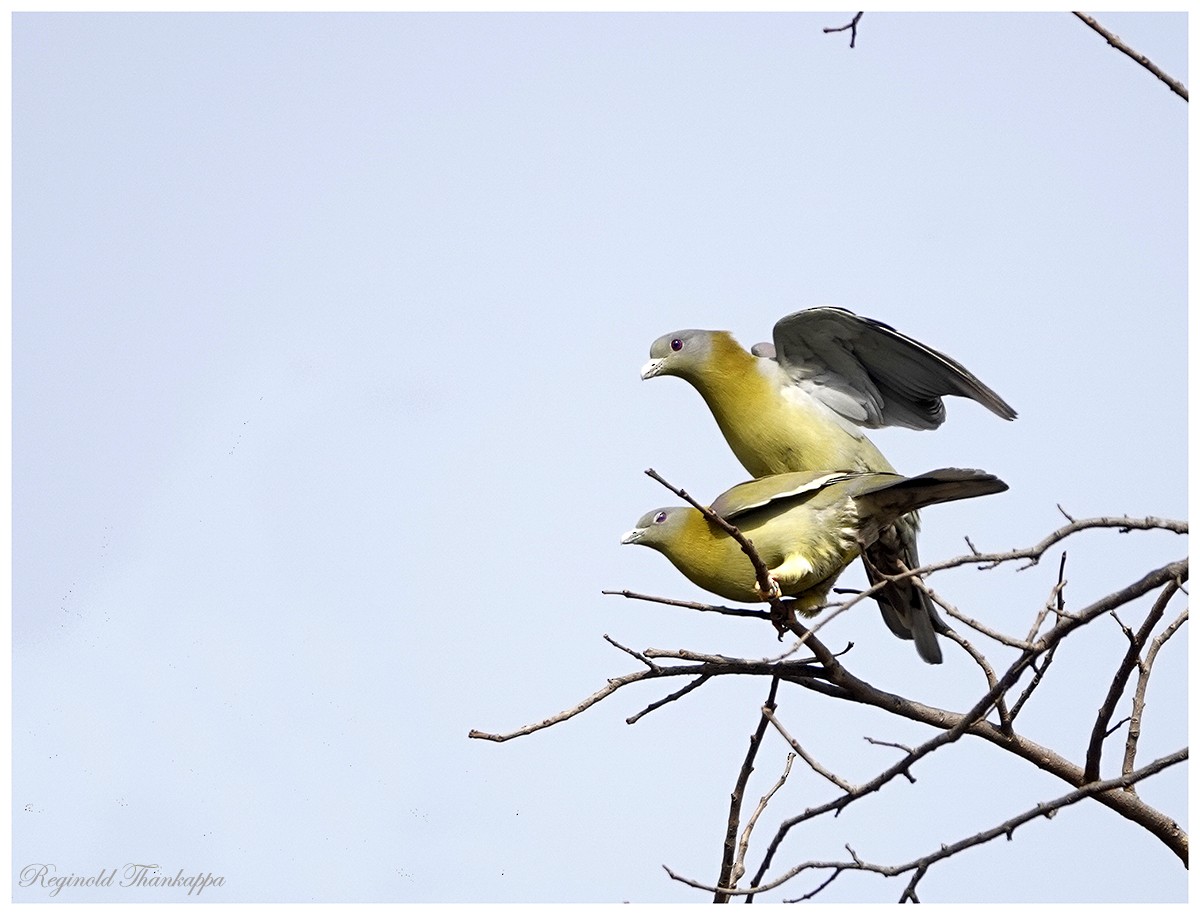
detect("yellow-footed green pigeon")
[641,307,1016,663]
[622,468,1008,656]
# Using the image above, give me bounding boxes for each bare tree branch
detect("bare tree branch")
[603,632,657,670]
[608,516,1183,649]
[477,557,1189,863]
[474,510,1189,899]
[926,582,1036,650]
[823,12,864,48]
[1073,12,1188,101]
[1008,643,1059,725]
[644,468,793,634]
[1122,607,1188,783]
[1007,556,1069,725]
[908,515,1184,575]
[601,588,771,621]
[715,677,780,903]
[747,557,1189,881]
[668,748,1187,899]
[1085,578,1182,781]
[762,706,855,792]
[626,675,711,725]
[735,752,795,897]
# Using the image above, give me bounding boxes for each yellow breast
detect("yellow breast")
[690,334,894,477]
[659,502,862,608]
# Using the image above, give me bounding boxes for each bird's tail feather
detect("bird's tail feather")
[862,532,946,665]
[854,468,1008,522]
[855,469,1006,665]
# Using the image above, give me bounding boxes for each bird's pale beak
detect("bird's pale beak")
[620,528,645,545]
[640,358,666,380]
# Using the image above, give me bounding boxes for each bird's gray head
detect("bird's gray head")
[640,329,722,381]
[620,506,691,552]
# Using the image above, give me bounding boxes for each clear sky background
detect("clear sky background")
[12,10,1188,904]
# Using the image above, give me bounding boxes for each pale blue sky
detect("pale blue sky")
[12,11,1188,903]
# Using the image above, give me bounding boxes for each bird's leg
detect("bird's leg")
[754,575,784,602]
[763,553,817,594]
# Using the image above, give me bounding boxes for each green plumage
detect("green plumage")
[623,468,1007,616]
[641,315,1015,663]
[647,331,893,476]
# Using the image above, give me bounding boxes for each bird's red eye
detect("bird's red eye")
[654,511,668,524]
[670,338,684,352]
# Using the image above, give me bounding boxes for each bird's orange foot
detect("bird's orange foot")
[755,576,784,602]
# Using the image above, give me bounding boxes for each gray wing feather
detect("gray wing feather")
[710,471,858,522]
[772,307,1018,430]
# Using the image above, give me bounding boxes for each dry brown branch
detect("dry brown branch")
[762,706,855,792]
[1024,551,1070,645]
[668,748,1187,899]
[1085,578,1182,781]
[1073,12,1188,101]
[1006,556,1070,724]
[601,588,772,621]
[734,752,795,890]
[469,643,830,743]
[604,516,1183,651]
[626,675,711,725]
[921,601,1015,729]
[603,632,657,670]
[473,510,1188,899]
[475,558,1188,861]
[745,557,1190,887]
[644,468,793,634]
[1122,606,1188,783]
[823,11,864,48]
[926,582,1036,650]
[893,515,1184,576]
[1008,643,1059,724]
[715,677,780,903]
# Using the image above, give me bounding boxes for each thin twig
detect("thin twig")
[733,752,796,892]
[669,748,1187,899]
[626,675,711,725]
[1008,644,1059,724]
[1011,556,1069,725]
[715,677,780,903]
[748,557,1190,884]
[603,633,658,670]
[762,707,855,792]
[645,468,792,634]
[1073,11,1188,101]
[1122,606,1188,782]
[601,588,772,620]
[936,624,1011,730]
[823,11,863,48]
[1084,578,1180,780]
[920,583,1007,689]
[826,518,1180,623]
[863,737,916,784]
[943,517,1182,574]
[928,584,1035,650]
[1027,552,1070,643]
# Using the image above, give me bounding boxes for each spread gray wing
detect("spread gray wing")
[771,307,1018,430]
